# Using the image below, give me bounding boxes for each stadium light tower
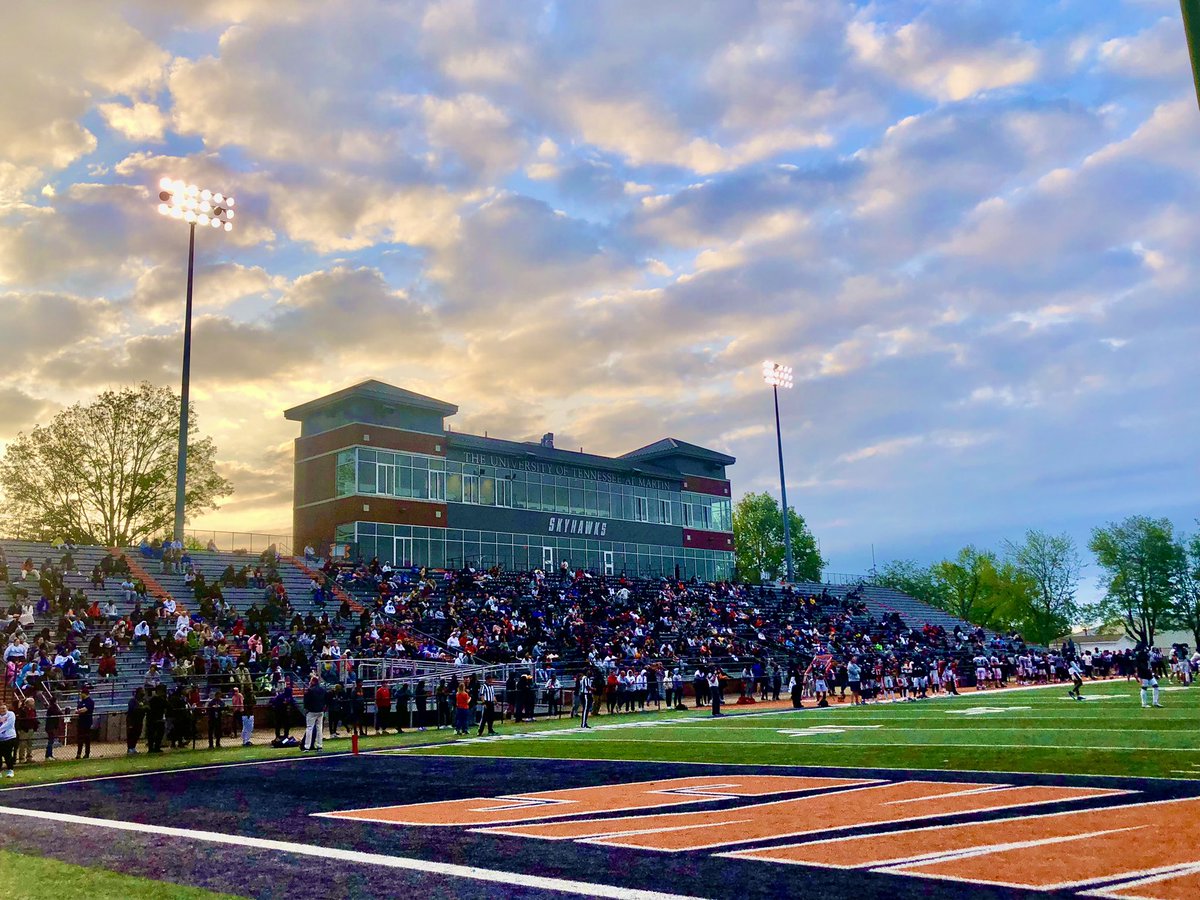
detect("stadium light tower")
[154,178,235,545]
[762,360,795,583]
[1183,1,1200,111]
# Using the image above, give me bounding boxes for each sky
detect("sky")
[1,0,1198,588]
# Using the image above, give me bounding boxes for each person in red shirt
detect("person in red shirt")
[374,683,391,734]
[454,686,471,735]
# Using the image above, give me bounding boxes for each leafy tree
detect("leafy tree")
[874,559,947,609]
[926,546,1035,630]
[1004,530,1082,645]
[732,491,824,584]
[1174,531,1200,649]
[1088,516,1183,646]
[0,382,233,547]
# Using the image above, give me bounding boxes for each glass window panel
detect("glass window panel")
[555,486,569,512]
[336,450,356,496]
[358,459,377,494]
[480,476,495,505]
[463,475,480,504]
[359,449,377,463]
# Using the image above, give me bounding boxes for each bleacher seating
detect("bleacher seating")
[3,538,1017,728]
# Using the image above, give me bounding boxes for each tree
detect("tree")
[0,382,233,547]
[1088,516,1183,647]
[930,546,1008,627]
[732,492,824,584]
[1004,530,1082,645]
[1174,531,1200,649]
[875,559,948,609]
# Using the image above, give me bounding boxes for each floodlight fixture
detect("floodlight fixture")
[157,179,235,232]
[151,176,237,546]
[762,360,794,389]
[762,358,796,582]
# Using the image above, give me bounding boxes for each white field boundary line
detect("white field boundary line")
[0,749,353,794]
[1081,864,1200,899]
[391,749,1200,783]
[476,738,1200,753]
[566,726,1195,734]
[0,805,706,900]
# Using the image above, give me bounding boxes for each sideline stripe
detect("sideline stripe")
[0,805,704,900]
[480,738,1200,753]
[394,750,1199,783]
[0,750,353,794]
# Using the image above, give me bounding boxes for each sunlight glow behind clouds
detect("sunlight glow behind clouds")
[0,0,1196,579]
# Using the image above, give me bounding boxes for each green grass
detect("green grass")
[6,681,1196,787]
[410,680,1200,780]
[0,849,236,899]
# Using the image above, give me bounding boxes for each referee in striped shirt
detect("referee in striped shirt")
[477,676,497,736]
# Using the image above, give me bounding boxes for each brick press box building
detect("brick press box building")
[285,380,735,581]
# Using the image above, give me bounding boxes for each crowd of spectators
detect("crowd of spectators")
[4,541,1197,773]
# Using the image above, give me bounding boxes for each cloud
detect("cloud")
[0,0,1197,575]
[1,2,167,173]
[848,14,1042,102]
[1098,16,1191,80]
[99,101,169,142]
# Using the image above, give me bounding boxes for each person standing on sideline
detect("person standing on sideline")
[207,691,225,749]
[146,685,167,753]
[241,681,257,746]
[302,676,327,752]
[454,683,471,735]
[126,688,147,754]
[694,668,709,708]
[477,676,497,736]
[74,686,95,759]
[578,670,594,728]
[709,668,725,717]
[374,681,391,735]
[0,701,17,777]
[16,698,37,764]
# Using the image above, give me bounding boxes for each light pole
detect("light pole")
[762,360,794,583]
[155,178,235,544]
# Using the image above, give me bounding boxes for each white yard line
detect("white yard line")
[0,805,705,900]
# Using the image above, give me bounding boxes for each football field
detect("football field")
[1,678,1197,899]
[407,678,1200,781]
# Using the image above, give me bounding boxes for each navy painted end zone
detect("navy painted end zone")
[2,755,1197,900]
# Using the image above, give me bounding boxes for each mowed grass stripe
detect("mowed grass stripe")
[423,739,1199,779]
[418,681,1200,779]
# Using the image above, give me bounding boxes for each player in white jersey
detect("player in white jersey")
[973,654,989,691]
[1067,659,1084,701]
